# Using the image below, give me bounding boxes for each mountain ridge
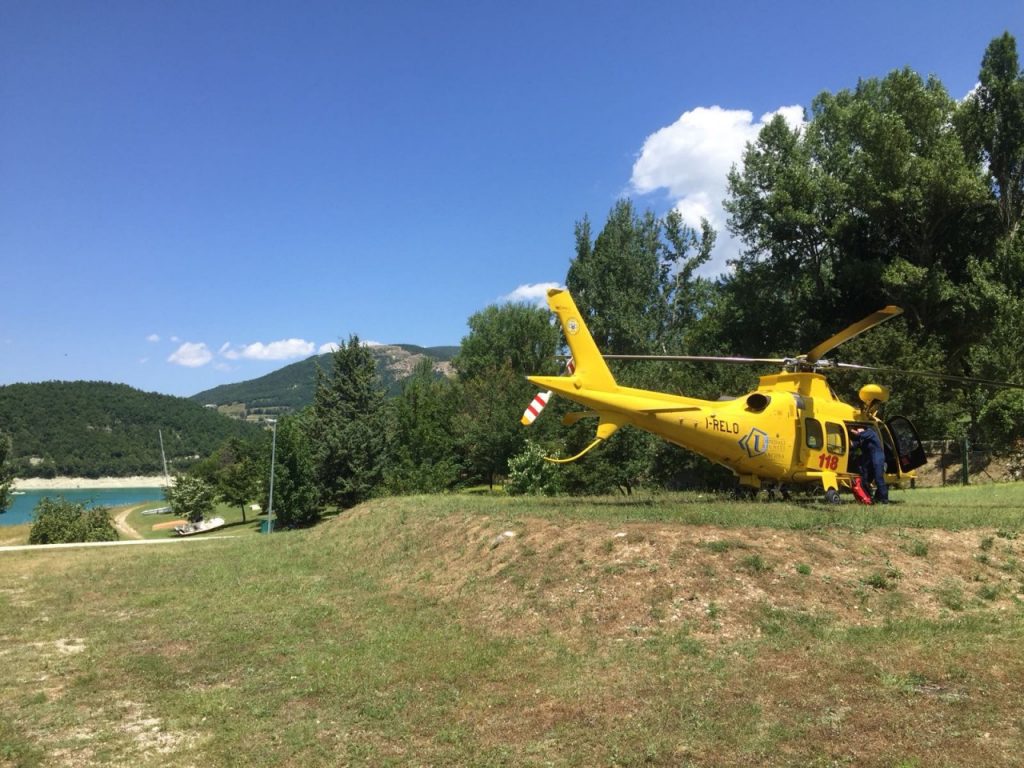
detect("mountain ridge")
[190,343,459,419]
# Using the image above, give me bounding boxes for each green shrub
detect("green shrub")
[936,579,965,611]
[862,567,901,591]
[28,497,117,544]
[907,539,929,557]
[506,441,562,496]
[740,553,771,574]
[977,584,1000,601]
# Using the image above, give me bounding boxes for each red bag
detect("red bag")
[851,477,873,505]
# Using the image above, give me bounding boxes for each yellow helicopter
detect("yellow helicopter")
[524,288,935,503]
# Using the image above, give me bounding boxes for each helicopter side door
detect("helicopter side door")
[885,415,927,474]
[803,418,850,474]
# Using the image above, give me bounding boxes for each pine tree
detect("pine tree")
[310,335,387,509]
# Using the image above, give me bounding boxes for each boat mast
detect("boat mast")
[158,429,170,486]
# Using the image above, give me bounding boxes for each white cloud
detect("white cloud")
[318,342,339,354]
[168,342,213,368]
[146,333,160,343]
[630,104,805,275]
[220,338,316,361]
[502,282,563,306]
[170,335,180,343]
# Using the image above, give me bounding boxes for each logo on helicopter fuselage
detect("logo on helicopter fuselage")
[738,427,769,458]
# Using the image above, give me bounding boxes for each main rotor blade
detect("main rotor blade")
[805,306,903,363]
[833,362,1024,390]
[601,354,787,365]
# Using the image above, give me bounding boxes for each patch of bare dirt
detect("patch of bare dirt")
[380,514,1024,647]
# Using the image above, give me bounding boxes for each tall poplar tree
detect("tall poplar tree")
[561,200,714,493]
[958,33,1024,442]
[957,31,1024,236]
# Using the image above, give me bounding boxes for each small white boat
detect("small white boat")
[142,505,172,515]
[174,517,226,536]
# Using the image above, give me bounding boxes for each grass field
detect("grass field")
[2,485,1024,766]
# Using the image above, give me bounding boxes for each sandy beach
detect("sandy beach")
[13,475,170,490]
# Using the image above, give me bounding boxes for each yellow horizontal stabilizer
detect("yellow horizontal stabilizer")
[562,411,597,426]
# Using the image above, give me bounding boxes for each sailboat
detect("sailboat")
[142,429,173,515]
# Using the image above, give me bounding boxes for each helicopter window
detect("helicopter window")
[825,422,846,455]
[804,419,823,450]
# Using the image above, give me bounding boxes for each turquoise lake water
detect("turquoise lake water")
[2,488,167,527]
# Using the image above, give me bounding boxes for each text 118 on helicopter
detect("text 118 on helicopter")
[524,288,934,502]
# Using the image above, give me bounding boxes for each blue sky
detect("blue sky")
[2,1,1020,396]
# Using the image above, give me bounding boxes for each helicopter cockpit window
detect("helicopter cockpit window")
[825,422,846,455]
[804,419,823,450]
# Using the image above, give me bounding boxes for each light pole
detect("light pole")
[266,418,277,534]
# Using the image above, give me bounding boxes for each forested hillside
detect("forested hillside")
[0,381,259,478]
[191,344,458,417]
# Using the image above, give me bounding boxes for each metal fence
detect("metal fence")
[917,439,1024,487]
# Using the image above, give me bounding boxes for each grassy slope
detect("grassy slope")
[2,487,1024,766]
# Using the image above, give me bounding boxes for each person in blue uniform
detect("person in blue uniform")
[850,426,888,504]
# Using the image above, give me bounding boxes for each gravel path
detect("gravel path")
[113,504,145,540]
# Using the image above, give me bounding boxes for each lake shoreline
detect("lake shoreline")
[13,475,169,491]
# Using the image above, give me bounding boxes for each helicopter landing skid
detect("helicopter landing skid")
[732,480,792,502]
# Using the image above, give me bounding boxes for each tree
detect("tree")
[726,69,1001,359]
[722,64,1012,444]
[29,497,117,544]
[956,32,1024,236]
[560,200,715,492]
[384,359,463,494]
[954,34,1024,444]
[262,414,320,528]
[454,303,562,381]
[164,474,216,523]
[0,432,13,514]
[209,436,264,523]
[457,362,530,489]
[566,201,713,356]
[454,303,562,489]
[310,335,387,509]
